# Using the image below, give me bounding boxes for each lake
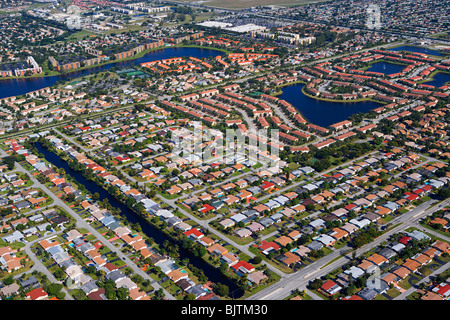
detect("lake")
[278,83,382,127]
[34,141,244,298]
[367,61,405,75]
[423,72,450,88]
[0,47,222,100]
[387,45,445,57]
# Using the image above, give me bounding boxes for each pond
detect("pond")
[278,83,382,127]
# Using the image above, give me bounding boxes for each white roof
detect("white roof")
[197,21,233,28]
[317,234,335,245]
[391,243,406,252]
[231,213,247,223]
[345,266,365,279]
[349,218,371,229]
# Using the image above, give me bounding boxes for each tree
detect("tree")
[437,188,450,200]
[46,283,64,298]
[346,283,357,296]
[253,256,263,264]
[3,275,14,286]
[214,283,229,297]
[117,287,129,300]
[185,293,197,300]
[308,278,323,290]
[153,288,165,300]
[219,262,228,274]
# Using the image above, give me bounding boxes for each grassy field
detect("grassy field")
[173,0,328,9]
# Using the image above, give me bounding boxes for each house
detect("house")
[391,243,406,253]
[247,270,268,285]
[306,241,323,251]
[0,282,20,297]
[340,222,359,235]
[393,266,410,279]
[231,261,255,274]
[183,228,204,240]
[294,246,311,257]
[435,284,450,298]
[349,218,371,229]
[317,234,335,247]
[413,253,432,266]
[219,218,235,229]
[275,235,293,247]
[366,253,388,266]
[280,251,300,267]
[247,222,264,233]
[207,243,228,256]
[256,240,280,255]
[357,287,378,300]
[309,218,325,230]
[344,266,365,279]
[358,259,378,274]
[235,228,252,238]
[320,280,342,296]
[26,287,48,300]
[221,252,239,267]
[2,231,24,243]
[432,240,450,255]
[381,272,400,286]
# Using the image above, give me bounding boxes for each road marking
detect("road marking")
[304,269,320,279]
[260,287,283,299]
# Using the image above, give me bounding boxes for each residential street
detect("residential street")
[12,160,176,300]
[247,198,450,300]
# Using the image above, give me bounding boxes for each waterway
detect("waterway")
[278,83,382,127]
[0,47,222,100]
[34,141,244,298]
[387,45,445,57]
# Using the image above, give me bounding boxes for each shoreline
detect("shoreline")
[0,45,225,82]
[271,81,385,128]
[274,80,385,105]
[420,70,450,86]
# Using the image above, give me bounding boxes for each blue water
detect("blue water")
[0,47,222,99]
[367,61,405,75]
[423,72,450,87]
[387,45,444,57]
[278,84,383,127]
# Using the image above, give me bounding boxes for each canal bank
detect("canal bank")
[33,140,245,299]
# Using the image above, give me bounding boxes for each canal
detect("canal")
[34,141,244,298]
[0,47,222,100]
